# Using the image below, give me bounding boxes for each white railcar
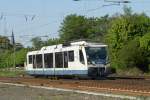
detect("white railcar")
[25,41,109,77]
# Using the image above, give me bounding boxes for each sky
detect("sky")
[0,0,150,47]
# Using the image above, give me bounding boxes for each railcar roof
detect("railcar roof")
[27,50,39,55]
[70,41,107,47]
[27,41,107,55]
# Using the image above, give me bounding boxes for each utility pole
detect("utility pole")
[11,30,16,70]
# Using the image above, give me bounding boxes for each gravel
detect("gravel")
[0,84,148,100]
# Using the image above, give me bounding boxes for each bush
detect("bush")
[113,38,149,73]
[0,49,28,68]
[119,39,148,71]
[116,67,143,76]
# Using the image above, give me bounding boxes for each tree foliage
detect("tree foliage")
[31,37,45,50]
[106,7,150,72]
[47,38,61,45]
[0,48,28,68]
[0,36,12,50]
[140,32,150,50]
[59,14,110,42]
[0,36,27,68]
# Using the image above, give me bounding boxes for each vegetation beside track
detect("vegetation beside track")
[0,68,25,77]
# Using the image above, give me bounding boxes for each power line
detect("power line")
[0,11,60,21]
[17,20,58,34]
[104,0,131,4]
[74,0,131,14]
[0,12,37,22]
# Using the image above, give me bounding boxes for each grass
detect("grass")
[0,68,25,77]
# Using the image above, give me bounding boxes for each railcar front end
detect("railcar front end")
[84,46,108,77]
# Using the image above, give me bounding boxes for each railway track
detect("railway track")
[0,76,150,96]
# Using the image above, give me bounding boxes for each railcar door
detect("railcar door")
[64,51,68,68]
[43,53,54,75]
[33,55,36,74]
[55,52,64,75]
[63,51,68,75]
[35,54,43,75]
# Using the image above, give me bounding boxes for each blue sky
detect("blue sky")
[0,0,149,46]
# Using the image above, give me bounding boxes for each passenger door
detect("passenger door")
[43,53,54,75]
[55,52,64,75]
[63,51,68,75]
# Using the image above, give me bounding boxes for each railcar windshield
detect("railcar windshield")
[85,47,107,65]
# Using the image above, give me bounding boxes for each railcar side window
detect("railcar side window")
[44,53,53,68]
[68,51,74,62]
[28,55,32,64]
[79,50,85,64]
[55,52,63,68]
[36,54,43,68]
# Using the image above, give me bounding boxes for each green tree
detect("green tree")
[0,35,27,68]
[0,49,28,68]
[140,32,150,70]
[140,32,150,50]
[59,14,110,42]
[47,38,61,45]
[118,38,149,72]
[105,7,150,72]
[15,49,28,67]
[31,37,44,49]
[0,36,12,50]
[59,14,90,42]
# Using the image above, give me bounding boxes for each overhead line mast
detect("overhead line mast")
[11,29,16,69]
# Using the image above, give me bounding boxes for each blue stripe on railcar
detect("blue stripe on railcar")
[26,70,88,76]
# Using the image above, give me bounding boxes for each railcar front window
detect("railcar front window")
[85,47,107,65]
